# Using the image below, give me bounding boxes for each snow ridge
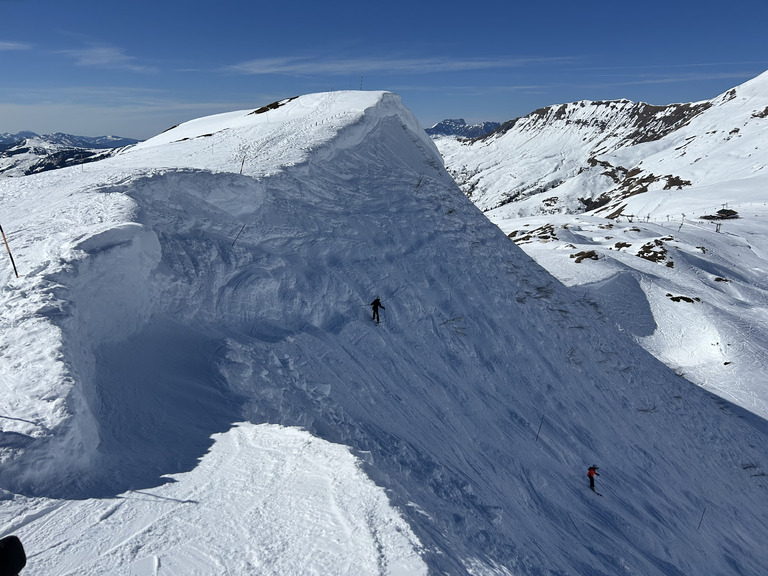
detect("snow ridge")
[1,90,768,574]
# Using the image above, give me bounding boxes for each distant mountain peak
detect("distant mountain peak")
[486,98,712,148]
[0,131,140,176]
[425,118,500,139]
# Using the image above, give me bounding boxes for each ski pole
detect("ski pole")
[697,507,707,530]
[0,223,19,278]
[231,224,246,247]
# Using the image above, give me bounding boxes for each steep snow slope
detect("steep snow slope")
[1,91,768,575]
[502,199,768,418]
[436,71,768,421]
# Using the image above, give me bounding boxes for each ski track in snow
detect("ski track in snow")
[1,90,768,575]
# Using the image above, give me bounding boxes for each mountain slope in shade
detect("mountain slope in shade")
[425,118,501,139]
[1,91,768,575]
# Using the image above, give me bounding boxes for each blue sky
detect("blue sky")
[2,0,767,139]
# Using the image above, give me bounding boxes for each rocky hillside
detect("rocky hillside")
[437,72,768,217]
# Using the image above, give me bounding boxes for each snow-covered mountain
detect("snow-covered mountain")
[436,71,768,422]
[435,80,766,215]
[425,118,500,139]
[0,131,138,151]
[0,131,139,177]
[2,92,768,575]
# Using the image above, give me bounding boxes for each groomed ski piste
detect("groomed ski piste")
[1,91,767,574]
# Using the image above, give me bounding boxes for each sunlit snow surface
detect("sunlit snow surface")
[2,91,768,575]
[0,424,425,575]
[495,194,768,419]
[437,71,768,421]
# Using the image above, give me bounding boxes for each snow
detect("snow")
[499,203,768,419]
[1,423,426,575]
[0,134,127,177]
[435,71,768,423]
[2,90,768,575]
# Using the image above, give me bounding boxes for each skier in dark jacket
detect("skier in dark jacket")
[371,297,385,324]
[588,466,600,490]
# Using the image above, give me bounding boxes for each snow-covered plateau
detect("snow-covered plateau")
[436,70,768,423]
[1,90,768,575]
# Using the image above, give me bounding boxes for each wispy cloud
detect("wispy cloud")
[0,41,32,51]
[0,85,218,113]
[389,83,550,95]
[563,70,763,94]
[58,45,156,73]
[566,62,768,89]
[0,88,258,139]
[608,71,761,86]
[226,55,573,76]
[573,61,768,72]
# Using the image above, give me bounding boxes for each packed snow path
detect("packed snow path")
[1,91,768,574]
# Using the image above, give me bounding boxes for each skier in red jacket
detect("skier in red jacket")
[588,466,600,490]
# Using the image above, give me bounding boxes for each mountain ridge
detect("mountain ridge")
[425,117,501,139]
[0,131,139,150]
[1,90,768,574]
[0,131,140,177]
[437,71,767,215]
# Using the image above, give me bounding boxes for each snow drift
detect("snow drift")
[2,91,768,574]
